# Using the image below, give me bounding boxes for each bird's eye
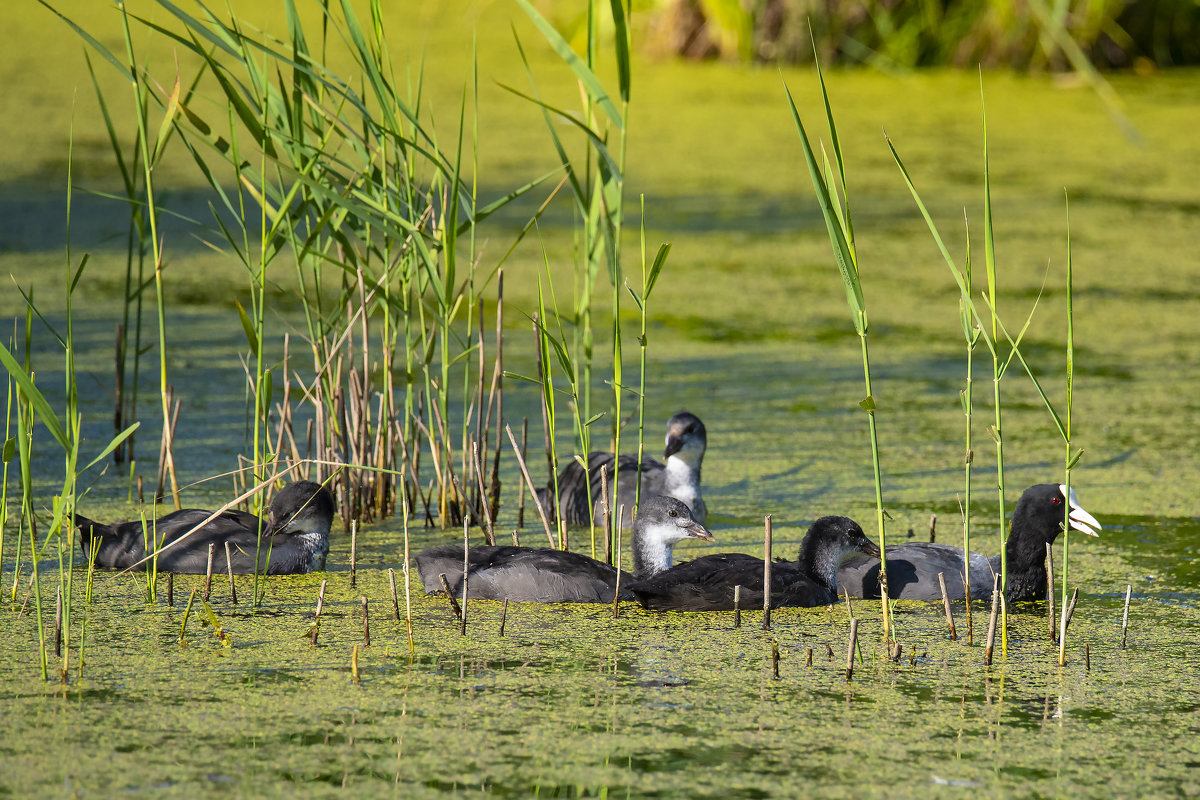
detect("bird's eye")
[1051,496,1061,505]
[669,509,678,517]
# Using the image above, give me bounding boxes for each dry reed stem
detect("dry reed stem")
[772,639,780,678]
[938,572,957,640]
[1046,542,1056,641]
[203,543,215,601]
[734,585,742,628]
[438,573,462,620]
[762,515,773,631]
[225,541,237,604]
[600,464,611,564]
[1121,584,1132,649]
[388,568,400,622]
[984,576,1000,666]
[499,599,509,637]
[1057,587,1080,666]
[350,521,358,589]
[845,618,859,681]
[929,513,937,542]
[505,424,554,546]
[472,442,495,545]
[362,596,370,646]
[311,579,327,645]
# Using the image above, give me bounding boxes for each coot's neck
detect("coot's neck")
[1003,523,1057,602]
[663,451,701,490]
[797,537,842,597]
[631,527,674,580]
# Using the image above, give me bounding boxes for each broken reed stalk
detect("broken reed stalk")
[600,465,612,565]
[612,507,624,619]
[1085,642,1091,671]
[225,541,237,604]
[929,513,937,542]
[472,442,495,545]
[438,573,462,620]
[843,587,854,621]
[349,520,358,589]
[203,543,215,601]
[1046,542,1056,641]
[1121,584,1132,649]
[772,639,780,679]
[762,514,773,631]
[807,646,813,668]
[499,599,508,637]
[54,588,63,658]
[505,424,554,546]
[311,579,327,645]
[361,596,370,646]
[517,417,528,529]
[351,645,360,684]
[984,577,1000,666]
[460,519,468,636]
[734,585,742,628]
[401,495,414,655]
[179,588,198,644]
[1057,587,1080,666]
[166,572,173,607]
[845,618,859,681]
[938,572,957,640]
[388,568,400,621]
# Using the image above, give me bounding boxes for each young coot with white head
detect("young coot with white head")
[74,480,336,574]
[414,495,713,603]
[838,483,1101,602]
[538,411,707,527]
[629,515,878,612]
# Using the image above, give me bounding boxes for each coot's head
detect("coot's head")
[819,516,879,557]
[269,481,336,535]
[1013,484,1101,546]
[663,411,706,462]
[635,494,714,545]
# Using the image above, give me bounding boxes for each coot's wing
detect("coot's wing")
[151,510,267,573]
[839,543,993,601]
[629,553,766,611]
[414,545,621,604]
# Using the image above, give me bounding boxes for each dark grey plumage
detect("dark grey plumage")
[538,411,707,527]
[838,484,1101,602]
[74,480,336,574]
[413,495,713,604]
[630,515,878,612]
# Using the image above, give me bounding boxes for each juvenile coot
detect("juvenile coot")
[538,411,707,527]
[838,483,1101,602]
[75,480,336,574]
[413,495,713,603]
[629,515,878,612]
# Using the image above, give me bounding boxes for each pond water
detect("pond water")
[4,0,1200,796]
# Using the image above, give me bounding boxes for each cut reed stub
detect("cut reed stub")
[166,573,174,607]
[225,541,238,605]
[438,573,463,621]
[1057,587,1081,667]
[937,572,957,641]
[1121,584,1132,649]
[311,579,328,646]
[772,640,781,679]
[204,543,215,602]
[361,596,370,646]
[733,585,742,629]
[845,618,859,681]
[350,521,358,589]
[351,645,360,684]
[54,588,63,659]
[388,568,400,622]
[499,599,509,638]
[1046,543,1056,642]
[762,515,773,632]
[807,646,814,668]
[984,582,1000,666]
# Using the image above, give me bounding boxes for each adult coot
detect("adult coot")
[629,515,877,611]
[414,495,713,603]
[538,411,707,527]
[74,480,335,574]
[838,483,1101,602]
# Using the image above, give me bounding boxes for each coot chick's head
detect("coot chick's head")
[632,494,714,578]
[662,411,706,464]
[798,516,879,590]
[267,481,336,571]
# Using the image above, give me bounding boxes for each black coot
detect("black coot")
[74,480,336,574]
[838,483,1101,602]
[538,411,707,527]
[413,495,713,604]
[629,515,878,611]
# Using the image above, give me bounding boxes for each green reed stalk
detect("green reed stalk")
[979,87,1011,654]
[785,66,891,641]
[959,223,980,639]
[1058,194,1079,665]
[630,199,671,522]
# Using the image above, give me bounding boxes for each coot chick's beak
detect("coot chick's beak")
[1060,484,1102,537]
[685,519,715,542]
[860,539,882,559]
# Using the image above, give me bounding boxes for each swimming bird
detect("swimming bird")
[538,411,707,527]
[413,494,713,603]
[629,515,878,612]
[74,480,336,574]
[837,483,1102,602]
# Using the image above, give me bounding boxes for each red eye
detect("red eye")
[1051,497,1061,505]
